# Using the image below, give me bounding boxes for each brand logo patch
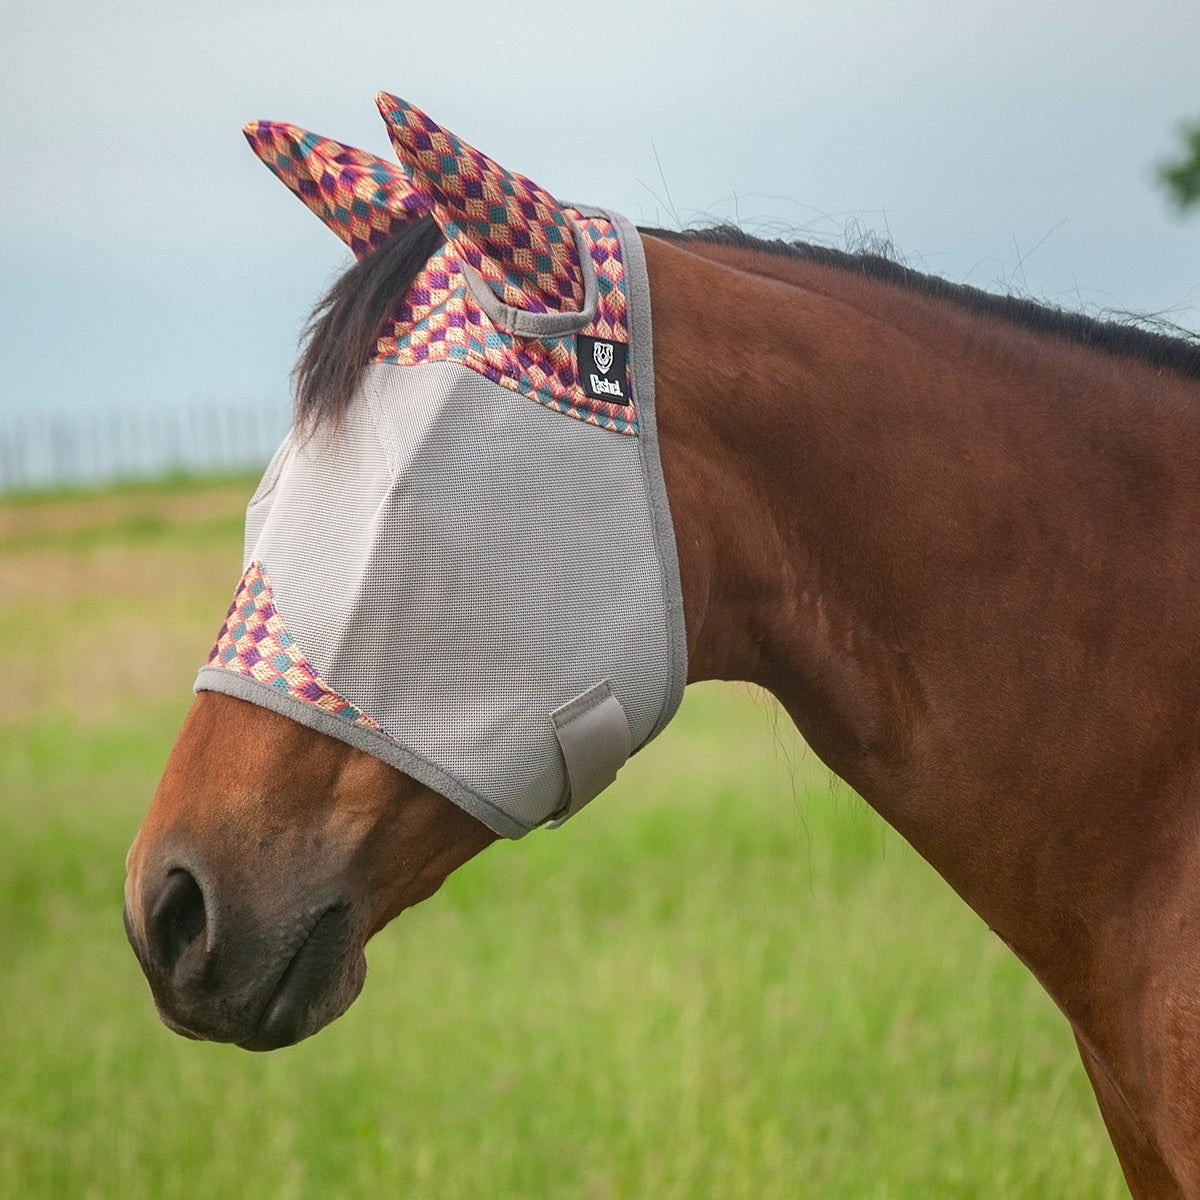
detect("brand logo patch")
[577,335,630,405]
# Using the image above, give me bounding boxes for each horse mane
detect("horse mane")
[295,218,1200,428]
[648,225,1200,382]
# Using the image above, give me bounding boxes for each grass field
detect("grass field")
[0,476,1131,1198]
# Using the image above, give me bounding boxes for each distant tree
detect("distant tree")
[1159,117,1200,213]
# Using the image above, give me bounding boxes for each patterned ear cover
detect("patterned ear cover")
[376,93,585,314]
[243,120,431,259]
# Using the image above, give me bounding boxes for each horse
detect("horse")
[124,95,1200,1199]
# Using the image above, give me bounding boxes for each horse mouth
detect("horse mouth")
[237,903,364,1052]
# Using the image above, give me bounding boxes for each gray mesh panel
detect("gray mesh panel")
[221,361,671,829]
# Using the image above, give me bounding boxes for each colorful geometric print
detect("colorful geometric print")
[207,560,383,731]
[376,93,585,315]
[372,208,637,435]
[244,120,430,260]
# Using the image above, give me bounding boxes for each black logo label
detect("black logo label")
[577,335,630,405]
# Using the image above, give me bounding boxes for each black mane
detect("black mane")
[647,225,1200,382]
[294,214,444,430]
[295,218,1200,427]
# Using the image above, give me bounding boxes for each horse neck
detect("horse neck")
[646,233,1200,989]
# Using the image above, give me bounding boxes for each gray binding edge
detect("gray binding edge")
[194,666,533,839]
[586,206,688,742]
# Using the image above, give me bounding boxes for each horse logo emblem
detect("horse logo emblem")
[593,341,615,376]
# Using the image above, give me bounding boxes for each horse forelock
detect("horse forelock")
[293,214,445,432]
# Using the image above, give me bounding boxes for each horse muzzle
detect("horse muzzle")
[123,848,366,1050]
[123,694,499,1050]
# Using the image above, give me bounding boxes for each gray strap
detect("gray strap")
[459,215,599,337]
[547,680,631,827]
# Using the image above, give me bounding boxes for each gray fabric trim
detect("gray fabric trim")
[194,666,532,840]
[547,680,631,826]
[599,207,688,741]
[460,215,599,337]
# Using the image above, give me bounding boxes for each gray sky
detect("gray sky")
[2,0,1198,422]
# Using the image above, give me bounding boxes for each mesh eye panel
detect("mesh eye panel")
[262,364,668,826]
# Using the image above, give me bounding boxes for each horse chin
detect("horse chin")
[235,904,367,1051]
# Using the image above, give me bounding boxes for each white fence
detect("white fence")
[0,400,289,494]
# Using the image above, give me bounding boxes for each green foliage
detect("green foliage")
[1158,117,1200,213]
[0,478,1131,1199]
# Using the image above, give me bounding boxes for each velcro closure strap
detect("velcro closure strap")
[547,680,631,827]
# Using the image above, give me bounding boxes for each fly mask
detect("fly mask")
[195,95,686,838]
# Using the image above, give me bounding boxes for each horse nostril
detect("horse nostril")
[149,867,208,971]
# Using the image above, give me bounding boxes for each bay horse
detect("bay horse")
[124,96,1200,1198]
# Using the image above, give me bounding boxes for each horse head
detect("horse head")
[124,96,691,1050]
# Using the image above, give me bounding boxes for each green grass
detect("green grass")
[0,478,1130,1198]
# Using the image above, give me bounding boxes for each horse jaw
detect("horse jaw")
[123,691,497,1049]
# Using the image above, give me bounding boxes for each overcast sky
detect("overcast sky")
[2,0,1197,423]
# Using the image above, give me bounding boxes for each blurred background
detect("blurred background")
[3,1,1197,1195]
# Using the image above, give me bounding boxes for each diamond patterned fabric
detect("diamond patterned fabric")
[377,93,585,313]
[371,208,636,434]
[243,120,430,259]
[207,559,382,731]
